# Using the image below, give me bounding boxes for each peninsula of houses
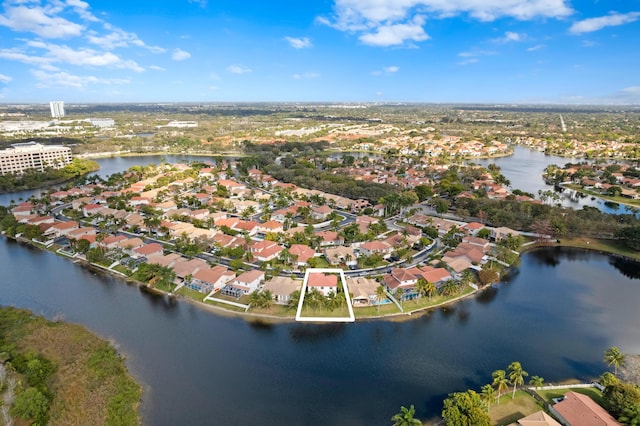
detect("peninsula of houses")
[1,154,529,322]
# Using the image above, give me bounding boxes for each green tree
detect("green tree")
[508,361,528,399]
[442,390,491,426]
[480,384,496,411]
[492,370,509,403]
[375,285,387,311]
[12,387,50,425]
[604,346,626,375]
[529,375,544,387]
[391,405,421,426]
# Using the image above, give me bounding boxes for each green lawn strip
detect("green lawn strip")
[489,390,544,426]
[554,237,640,261]
[535,387,605,407]
[354,303,402,317]
[298,305,352,318]
[249,304,294,316]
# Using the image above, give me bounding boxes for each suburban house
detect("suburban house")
[250,240,284,263]
[552,391,620,426]
[513,411,560,426]
[307,272,338,297]
[359,240,393,258]
[189,265,235,293]
[383,268,418,295]
[223,270,265,298]
[463,221,485,235]
[66,227,97,241]
[288,244,317,267]
[263,276,301,305]
[171,258,208,281]
[315,230,344,247]
[346,277,379,306]
[407,266,452,287]
[491,226,519,242]
[44,221,79,238]
[133,243,164,259]
[310,205,332,221]
[324,246,357,267]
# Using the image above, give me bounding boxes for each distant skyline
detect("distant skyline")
[0,0,639,104]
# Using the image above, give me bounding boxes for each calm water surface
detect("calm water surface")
[476,146,638,215]
[1,239,639,425]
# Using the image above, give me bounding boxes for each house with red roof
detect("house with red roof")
[289,244,316,267]
[250,240,284,262]
[307,272,338,297]
[190,265,235,293]
[552,391,620,426]
[222,270,265,298]
[133,243,164,259]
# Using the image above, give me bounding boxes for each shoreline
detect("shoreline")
[5,233,486,324]
[6,233,639,325]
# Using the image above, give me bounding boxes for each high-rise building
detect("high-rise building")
[49,101,65,119]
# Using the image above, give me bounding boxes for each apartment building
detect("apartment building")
[0,142,72,175]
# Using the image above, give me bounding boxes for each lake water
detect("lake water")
[1,238,639,425]
[476,146,638,215]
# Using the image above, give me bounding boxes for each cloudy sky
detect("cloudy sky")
[0,0,639,103]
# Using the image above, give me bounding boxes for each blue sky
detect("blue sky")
[0,0,639,104]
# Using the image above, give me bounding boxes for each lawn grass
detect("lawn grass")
[553,237,640,261]
[489,390,543,426]
[249,304,294,316]
[354,302,402,317]
[536,386,605,407]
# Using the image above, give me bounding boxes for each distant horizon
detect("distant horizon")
[1,1,639,105]
[1,101,639,108]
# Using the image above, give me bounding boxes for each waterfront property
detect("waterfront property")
[0,142,72,175]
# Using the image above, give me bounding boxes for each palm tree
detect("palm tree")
[395,288,404,308]
[604,346,626,375]
[492,370,509,403]
[391,405,421,426]
[286,290,301,311]
[480,384,497,411]
[529,375,544,387]
[508,361,528,399]
[415,278,427,302]
[425,280,437,300]
[375,285,387,311]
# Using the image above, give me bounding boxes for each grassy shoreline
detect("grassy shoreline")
[5,231,639,326]
[0,306,142,425]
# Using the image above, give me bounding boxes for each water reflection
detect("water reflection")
[475,286,498,304]
[289,323,346,342]
[609,257,640,280]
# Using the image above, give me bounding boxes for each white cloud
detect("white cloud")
[0,74,12,84]
[188,0,208,7]
[569,12,640,34]
[359,15,429,46]
[88,24,165,53]
[209,72,221,80]
[30,69,129,88]
[493,31,524,43]
[227,64,252,74]
[320,0,572,46]
[284,36,312,49]
[581,40,599,47]
[527,44,545,51]
[292,72,319,79]
[26,40,145,71]
[172,48,191,61]
[371,65,400,75]
[457,49,495,65]
[457,58,479,65]
[149,65,165,71]
[0,4,85,38]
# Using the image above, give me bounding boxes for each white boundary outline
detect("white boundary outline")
[295,268,355,323]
